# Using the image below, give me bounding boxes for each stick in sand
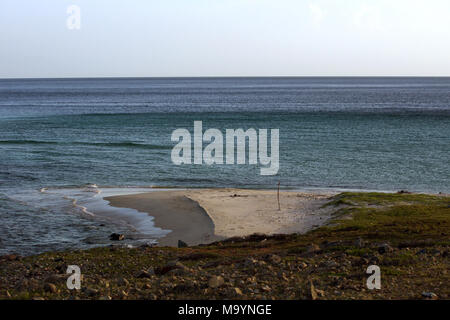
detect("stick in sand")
[277,181,281,211]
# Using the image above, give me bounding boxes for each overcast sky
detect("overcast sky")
[1,0,449,78]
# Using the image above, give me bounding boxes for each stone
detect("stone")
[156,261,188,275]
[299,262,308,269]
[316,289,325,297]
[208,276,224,288]
[178,240,188,248]
[354,237,365,248]
[166,268,187,276]
[234,288,243,296]
[45,274,66,284]
[321,260,338,268]
[143,283,152,289]
[137,270,153,278]
[262,285,271,292]
[268,254,282,264]
[307,243,321,254]
[110,233,125,241]
[83,287,99,297]
[44,283,57,293]
[117,277,129,286]
[378,243,394,254]
[421,292,438,300]
[310,281,318,300]
[429,249,441,256]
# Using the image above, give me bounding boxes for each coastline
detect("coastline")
[104,188,337,246]
[2,191,448,300]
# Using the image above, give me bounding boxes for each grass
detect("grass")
[314,192,450,244]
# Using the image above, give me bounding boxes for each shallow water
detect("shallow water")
[0,77,449,255]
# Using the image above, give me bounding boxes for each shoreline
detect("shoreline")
[104,188,337,247]
[2,191,448,300]
[105,191,224,246]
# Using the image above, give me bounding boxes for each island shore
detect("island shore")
[104,189,337,246]
[1,192,448,300]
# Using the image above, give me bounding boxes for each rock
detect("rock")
[378,243,394,254]
[178,240,188,248]
[208,276,224,288]
[316,289,325,297]
[137,270,153,278]
[15,279,29,291]
[354,237,365,248]
[234,288,243,296]
[323,241,342,248]
[299,262,308,269]
[309,281,318,300]
[166,268,187,276]
[99,295,112,300]
[55,264,67,273]
[320,260,338,268]
[261,285,271,292]
[142,283,152,289]
[155,261,188,276]
[83,287,99,297]
[268,254,282,264]
[17,278,40,291]
[243,257,255,266]
[307,243,321,254]
[44,283,57,293]
[117,277,129,286]
[110,233,125,241]
[422,292,438,300]
[416,249,427,255]
[100,279,110,288]
[32,297,45,300]
[429,249,441,256]
[45,274,66,284]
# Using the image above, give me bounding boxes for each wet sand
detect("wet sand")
[105,191,223,246]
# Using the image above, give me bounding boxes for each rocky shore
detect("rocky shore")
[0,192,449,300]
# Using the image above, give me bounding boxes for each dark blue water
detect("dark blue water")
[0,77,449,255]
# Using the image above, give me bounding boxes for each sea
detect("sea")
[0,77,449,255]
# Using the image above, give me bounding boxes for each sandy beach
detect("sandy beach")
[105,189,337,246]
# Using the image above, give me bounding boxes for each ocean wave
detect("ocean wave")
[63,195,95,217]
[0,140,171,150]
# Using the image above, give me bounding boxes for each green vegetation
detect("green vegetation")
[316,192,450,244]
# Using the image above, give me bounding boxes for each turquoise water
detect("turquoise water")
[0,77,449,255]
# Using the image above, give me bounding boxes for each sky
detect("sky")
[0,0,449,78]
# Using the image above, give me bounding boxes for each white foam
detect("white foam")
[32,186,172,238]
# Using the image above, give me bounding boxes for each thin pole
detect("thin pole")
[277,181,280,211]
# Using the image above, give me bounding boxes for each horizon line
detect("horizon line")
[1,75,450,81]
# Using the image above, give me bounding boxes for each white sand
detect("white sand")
[184,188,336,238]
